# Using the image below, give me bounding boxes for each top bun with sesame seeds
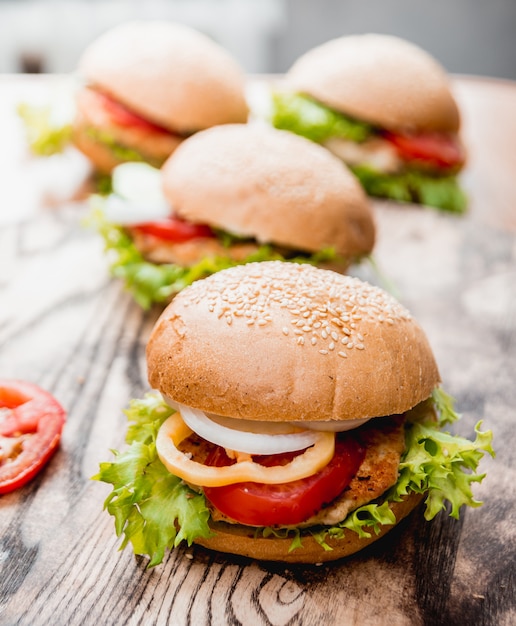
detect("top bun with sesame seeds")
[147,261,439,423]
[161,124,375,260]
[72,20,249,172]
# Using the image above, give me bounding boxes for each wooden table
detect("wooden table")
[0,75,515,626]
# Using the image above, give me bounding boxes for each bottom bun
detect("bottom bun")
[194,492,424,563]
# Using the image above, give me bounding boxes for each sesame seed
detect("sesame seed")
[331,331,339,341]
[356,344,365,350]
[338,351,348,358]
[311,337,317,345]
[357,333,364,341]
[321,330,328,339]
[328,342,335,351]
[319,349,328,355]
[347,342,354,349]
[257,319,267,326]
[282,327,289,336]
[297,337,305,345]
[343,327,351,335]
[302,325,311,332]
[341,336,349,345]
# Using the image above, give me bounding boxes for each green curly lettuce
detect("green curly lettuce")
[93,394,213,567]
[95,388,493,566]
[271,92,373,143]
[17,102,72,156]
[351,164,468,214]
[87,200,341,309]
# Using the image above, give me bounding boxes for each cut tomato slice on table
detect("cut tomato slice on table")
[383,131,465,169]
[203,435,366,526]
[0,380,66,494]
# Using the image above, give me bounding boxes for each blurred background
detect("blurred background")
[0,0,515,78]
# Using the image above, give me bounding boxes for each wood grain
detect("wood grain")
[0,76,515,626]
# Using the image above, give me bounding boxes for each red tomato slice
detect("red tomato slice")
[94,90,172,135]
[203,435,366,526]
[132,216,215,243]
[0,380,66,494]
[383,131,465,169]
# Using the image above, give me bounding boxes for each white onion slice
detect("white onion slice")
[104,162,171,225]
[102,194,170,225]
[112,162,166,205]
[172,402,320,455]
[292,417,372,432]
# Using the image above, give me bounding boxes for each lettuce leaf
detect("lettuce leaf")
[271,92,373,143]
[93,394,212,567]
[350,164,468,213]
[87,200,341,309]
[17,102,72,156]
[95,388,493,566]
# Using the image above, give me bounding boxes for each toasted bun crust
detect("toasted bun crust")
[147,262,440,422]
[78,20,249,133]
[162,124,375,258]
[286,33,460,133]
[194,492,424,563]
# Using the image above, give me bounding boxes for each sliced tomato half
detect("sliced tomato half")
[203,435,366,526]
[383,131,465,170]
[94,89,173,135]
[0,380,66,494]
[132,216,215,243]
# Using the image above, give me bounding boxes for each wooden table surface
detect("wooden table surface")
[0,75,515,626]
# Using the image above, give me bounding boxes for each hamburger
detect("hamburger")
[96,261,493,565]
[271,33,467,213]
[72,20,249,174]
[92,123,375,308]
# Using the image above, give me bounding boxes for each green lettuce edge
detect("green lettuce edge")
[271,91,373,143]
[17,102,72,156]
[94,387,494,566]
[351,164,468,214]
[87,198,342,309]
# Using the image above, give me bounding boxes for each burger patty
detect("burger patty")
[127,231,259,266]
[298,414,405,527]
[179,414,406,528]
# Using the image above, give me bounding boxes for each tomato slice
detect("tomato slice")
[132,216,215,243]
[203,435,366,526]
[0,380,66,494]
[94,89,173,135]
[383,131,465,170]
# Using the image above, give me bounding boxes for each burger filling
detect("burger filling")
[75,86,186,167]
[89,163,343,308]
[94,387,493,566]
[271,92,467,213]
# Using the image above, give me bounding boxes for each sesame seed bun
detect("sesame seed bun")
[161,124,375,259]
[78,21,249,134]
[147,262,440,424]
[195,491,424,563]
[286,33,460,133]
